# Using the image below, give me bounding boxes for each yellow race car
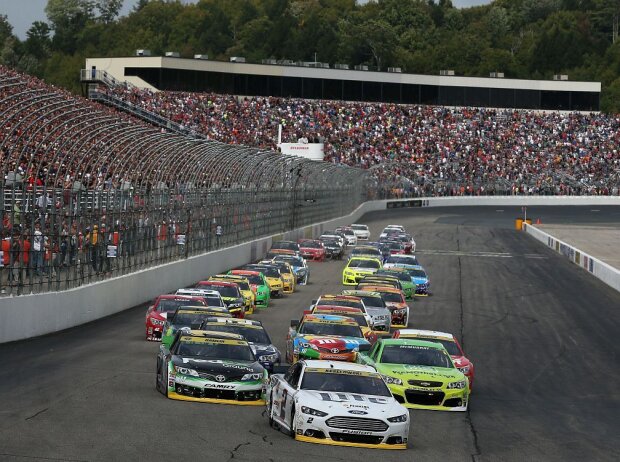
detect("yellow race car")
[209,274,256,314]
[342,256,383,285]
[266,260,296,294]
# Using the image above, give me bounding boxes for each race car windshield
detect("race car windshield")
[272,242,299,251]
[358,296,386,308]
[175,342,254,361]
[381,293,404,303]
[276,256,304,267]
[351,225,367,230]
[347,259,381,269]
[320,300,364,310]
[203,325,270,344]
[205,296,225,307]
[299,322,362,338]
[380,345,453,368]
[172,313,209,327]
[301,241,322,249]
[301,372,391,397]
[378,272,409,282]
[199,285,239,298]
[315,313,367,327]
[255,267,280,278]
[238,274,261,285]
[157,299,205,314]
[275,264,292,274]
[385,256,419,265]
[408,269,427,278]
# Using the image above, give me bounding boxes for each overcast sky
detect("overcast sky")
[1,0,491,40]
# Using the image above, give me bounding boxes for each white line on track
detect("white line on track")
[415,250,547,259]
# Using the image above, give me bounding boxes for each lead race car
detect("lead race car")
[266,360,409,449]
[156,330,267,405]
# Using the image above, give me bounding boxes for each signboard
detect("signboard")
[176,234,186,245]
[278,143,325,161]
[107,245,118,258]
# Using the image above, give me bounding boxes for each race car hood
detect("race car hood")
[297,390,404,416]
[171,357,263,377]
[294,335,369,351]
[377,363,464,382]
[452,356,470,368]
[365,307,391,319]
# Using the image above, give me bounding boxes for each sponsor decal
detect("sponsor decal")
[348,410,368,415]
[215,375,226,382]
[204,383,235,390]
[341,430,373,435]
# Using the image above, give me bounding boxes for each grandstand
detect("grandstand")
[0,66,365,296]
[83,56,601,111]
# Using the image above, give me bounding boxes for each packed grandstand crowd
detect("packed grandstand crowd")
[104,85,620,196]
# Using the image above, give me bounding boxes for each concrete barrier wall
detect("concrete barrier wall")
[2,195,619,343]
[524,223,620,293]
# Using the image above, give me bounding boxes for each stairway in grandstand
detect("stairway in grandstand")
[80,69,208,140]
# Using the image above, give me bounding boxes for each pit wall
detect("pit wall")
[2,195,620,343]
[523,223,620,293]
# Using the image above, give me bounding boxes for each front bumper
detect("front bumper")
[389,384,468,411]
[302,252,325,261]
[342,272,373,285]
[414,283,429,296]
[255,294,269,307]
[169,376,264,405]
[294,413,408,449]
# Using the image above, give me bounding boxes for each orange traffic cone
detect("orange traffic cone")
[536,218,541,225]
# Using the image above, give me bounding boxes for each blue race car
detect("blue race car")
[273,254,310,285]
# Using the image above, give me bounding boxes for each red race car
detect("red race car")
[298,239,326,261]
[393,328,475,389]
[145,294,206,341]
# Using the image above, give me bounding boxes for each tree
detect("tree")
[25,21,52,60]
[45,0,97,53]
[96,0,124,23]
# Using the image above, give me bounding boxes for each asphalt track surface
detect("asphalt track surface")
[1,206,619,462]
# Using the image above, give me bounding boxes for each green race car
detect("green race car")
[228,270,271,308]
[358,338,469,411]
[375,269,416,300]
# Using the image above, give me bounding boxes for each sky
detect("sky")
[0,0,492,40]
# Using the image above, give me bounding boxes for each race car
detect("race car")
[380,241,406,255]
[342,257,383,285]
[271,241,301,254]
[393,329,474,388]
[265,260,296,294]
[350,246,383,260]
[311,306,378,344]
[272,254,310,285]
[335,227,358,246]
[175,289,227,308]
[266,360,409,449]
[286,314,370,363]
[359,286,409,328]
[350,223,371,240]
[320,231,346,249]
[379,225,406,238]
[298,239,326,262]
[201,317,281,372]
[358,339,469,411]
[405,266,430,296]
[319,237,345,260]
[357,275,404,292]
[145,294,207,341]
[228,270,271,308]
[342,290,392,335]
[195,280,246,317]
[382,254,420,270]
[156,329,267,405]
[161,306,232,347]
[243,263,284,297]
[209,274,256,314]
[266,248,298,260]
[375,269,416,299]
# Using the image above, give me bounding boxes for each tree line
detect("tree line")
[2,0,620,111]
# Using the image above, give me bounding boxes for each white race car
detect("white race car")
[350,224,370,240]
[379,225,406,239]
[266,360,409,449]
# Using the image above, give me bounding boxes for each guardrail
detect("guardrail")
[523,223,620,293]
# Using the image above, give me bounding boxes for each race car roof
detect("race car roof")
[358,285,403,294]
[302,314,359,325]
[396,329,455,341]
[158,294,204,300]
[313,305,364,314]
[302,359,377,374]
[176,288,222,296]
[203,317,263,327]
[181,329,245,340]
[318,294,362,301]
[230,269,261,276]
[197,280,237,287]
[342,290,381,297]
